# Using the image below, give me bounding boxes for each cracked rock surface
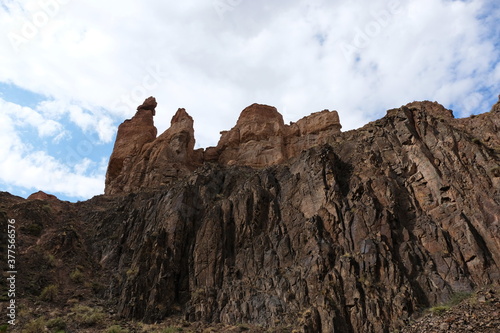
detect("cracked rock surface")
[2,99,499,333]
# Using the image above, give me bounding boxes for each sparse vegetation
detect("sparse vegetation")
[448,291,472,306]
[191,288,205,301]
[70,268,84,283]
[163,327,184,333]
[236,323,250,330]
[428,305,450,315]
[341,252,353,258]
[106,324,130,333]
[40,284,58,302]
[71,304,106,327]
[21,317,46,333]
[428,291,473,316]
[126,267,139,277]
[46,317,67,331]
[45,253,57,267]
[42,203,52,213]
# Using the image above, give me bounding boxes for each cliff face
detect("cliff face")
[105,99,341,194]
[105,97,158,193]
[3,98,500,333]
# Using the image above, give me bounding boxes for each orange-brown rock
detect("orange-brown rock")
[138,96,158,112]
[27,190,58,201]
[104,100,342,194]
[105,100,202,195]
[285,109,342,158]
[105,97,158,194]
[216,104,287,167]
[124,107,201,191]
[215,104,342,168]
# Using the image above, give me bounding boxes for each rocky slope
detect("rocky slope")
[401,287,500,333]
[2,98,500,333]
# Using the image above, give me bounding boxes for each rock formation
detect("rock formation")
[3,98,499,333]
[105,99,341,194]
[27,190,58,201]
[105,97,158,194]
[106,106,202,195]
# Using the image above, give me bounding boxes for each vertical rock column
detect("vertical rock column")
[105,97,158,195]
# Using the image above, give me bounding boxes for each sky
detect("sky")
[0,0,499,202]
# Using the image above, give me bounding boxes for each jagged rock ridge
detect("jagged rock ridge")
[2,97,500,333]
[105,98,341,194]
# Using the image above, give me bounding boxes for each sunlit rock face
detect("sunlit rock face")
[105,98,341,195]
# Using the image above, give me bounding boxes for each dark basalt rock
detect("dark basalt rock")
[2,99,499,333]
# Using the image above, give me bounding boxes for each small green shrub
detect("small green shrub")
[21,317,46,333]
[72,304,106,327]
[163,327,184,333]
[70,268,84,283]
[449,291,472,306]
[427,291,472,316]
[126,267,138,277]
[42,204,52,213]
[106,324,130,333]
[45,253,57,267]
[46,317,66,331]
[428,305,450,315]
[40,284,58,302]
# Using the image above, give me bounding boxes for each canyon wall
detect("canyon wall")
[4,97,500,333]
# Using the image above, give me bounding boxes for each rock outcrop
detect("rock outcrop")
[106,105,201,195]
[3,98,500,333]
[27,190,58,201]
[212,104,342,168]
[105,100,341,195]
[105,97,158,194]
[213,104,288,167]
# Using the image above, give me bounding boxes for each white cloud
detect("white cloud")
[34,99,116,143]
[0,98,65,138]
[0,99,105,199]
[0,0,498,199]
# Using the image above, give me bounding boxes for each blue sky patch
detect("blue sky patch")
[0,82,48,109]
